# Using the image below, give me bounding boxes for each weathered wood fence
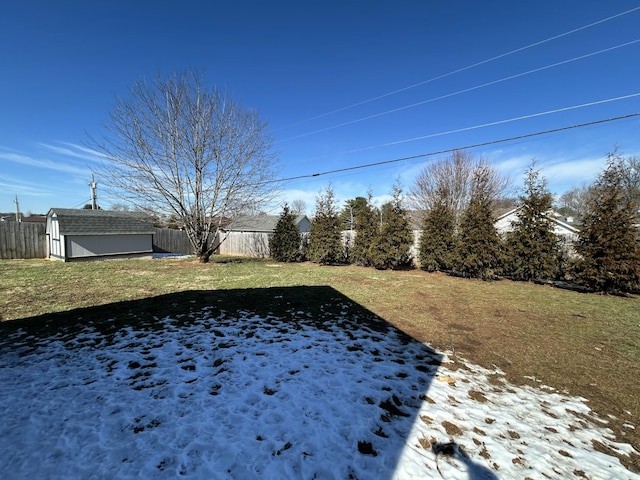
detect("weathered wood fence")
[153,228,194,255]
[218,231,272,258]
[0,222,47,259]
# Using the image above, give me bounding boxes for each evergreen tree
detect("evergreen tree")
[339,196,369,263]
[339,196,370,230]
[504,164,559,281]
[418,194,456,272]
[269,204,302,262]
[452,166,503,280]
[307,186,343,264]
[370,185,414,270]
[574,153,640,293]
[350,194,380,267]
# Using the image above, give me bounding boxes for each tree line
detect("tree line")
[89,69,639,291]
[271,150,640,294]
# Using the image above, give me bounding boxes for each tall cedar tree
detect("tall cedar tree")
[339,196,369,230]
[574,153,640,293]
[504,165,559,281]
[339,196,370,263]
[452,166,503,280]
[269,204,302,262]
[349,194,380,267]
[308,186,343,264]
[418,197,456,272]
[370,186,414,270]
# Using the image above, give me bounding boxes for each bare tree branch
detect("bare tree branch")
[408,149,510,224]
[89,70,280,262]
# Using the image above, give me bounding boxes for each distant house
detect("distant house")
[46,208,155,262]
[0,214,46,223]
[407,210,425,261]
[219,215,311,257]
[21,215,46,224]
[494,208,580,245]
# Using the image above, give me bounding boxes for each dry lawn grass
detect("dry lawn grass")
[1,257,638,470]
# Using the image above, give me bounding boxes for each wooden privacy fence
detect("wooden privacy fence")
[0,222,46,259]
[218,231,272,258]
[153,228,194,255]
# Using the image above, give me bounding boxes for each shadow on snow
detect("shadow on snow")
[0,286,494,478]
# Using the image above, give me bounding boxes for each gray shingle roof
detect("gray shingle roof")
[47,208,155,235]
[225,215,308,233]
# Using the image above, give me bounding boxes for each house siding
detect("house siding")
[495,209,579,243]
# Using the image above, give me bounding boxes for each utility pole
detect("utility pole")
[14,195,21,222]
[89,175,98,210]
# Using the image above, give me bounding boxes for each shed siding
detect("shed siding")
[67,234,152,259]
[47,215,64,259]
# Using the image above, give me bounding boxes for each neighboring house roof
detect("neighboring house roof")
[225,215,310,233]
[47,208,155,235]
[495,208,580,237]
[21,215,46,223]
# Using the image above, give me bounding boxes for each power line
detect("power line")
[263,113,640,185]
[279,38,640,143]
[294,93,640,163]
[67,198,93,209]
[277,5,640,131]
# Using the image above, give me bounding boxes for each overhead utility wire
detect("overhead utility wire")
[307,92,640,159]
[279,38,640,143]
[278,5,640,130]
[68,198,93,209]
[263,113,640,185]
[292,93,640,163]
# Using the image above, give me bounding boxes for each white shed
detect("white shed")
[46,208,155,262]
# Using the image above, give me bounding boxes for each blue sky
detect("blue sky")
[1,1,640,215]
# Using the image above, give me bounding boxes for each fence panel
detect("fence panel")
[218,231,272,257]
[153,228,194,255]
[0,222,46,259]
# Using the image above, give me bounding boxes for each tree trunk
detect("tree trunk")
[197,252,211,263]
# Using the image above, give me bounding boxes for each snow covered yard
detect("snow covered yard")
[0,293,637,479]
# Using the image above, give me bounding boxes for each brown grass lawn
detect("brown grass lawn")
[1,257,639,470]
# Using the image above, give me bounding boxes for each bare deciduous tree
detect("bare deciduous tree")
[621,155,640,210]
[558,154,639,220]
[91,70,279,262]
[557,184,592,220]
[409,149,509,224]
[291,199,307,215]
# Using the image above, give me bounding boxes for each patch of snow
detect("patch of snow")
[153,253,191,259]
[0,308,637,479]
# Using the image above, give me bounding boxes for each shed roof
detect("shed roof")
[225,215,308,233]
[47,208,155,235]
